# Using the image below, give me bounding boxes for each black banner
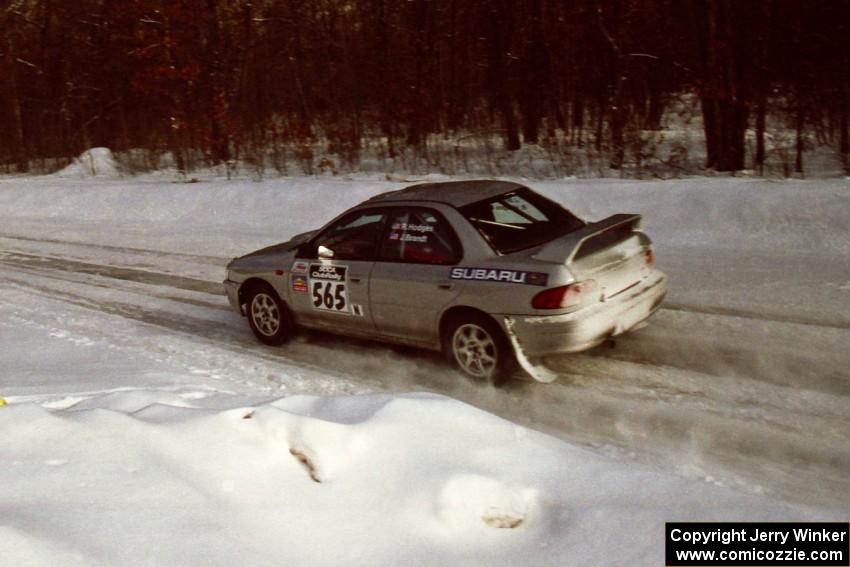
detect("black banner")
[666,522,849,566]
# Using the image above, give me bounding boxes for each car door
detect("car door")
[369,207,462,344]
[288,209,385,335]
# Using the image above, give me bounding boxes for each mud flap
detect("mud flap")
[503,317,559,383]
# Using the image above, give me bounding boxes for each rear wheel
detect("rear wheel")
[246,284,291,346]
[443,314,517,385]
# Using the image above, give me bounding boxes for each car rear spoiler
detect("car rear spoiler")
[532,214,642,265]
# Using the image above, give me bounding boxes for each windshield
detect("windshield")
[460,188,585,254]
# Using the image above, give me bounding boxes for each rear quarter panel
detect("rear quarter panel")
[445,258,572,317]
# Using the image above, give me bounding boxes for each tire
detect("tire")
[246,284,291,346]
[442,313,517,386]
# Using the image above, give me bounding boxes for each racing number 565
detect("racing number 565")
[312,281,347,312]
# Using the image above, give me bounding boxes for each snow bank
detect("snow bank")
[0,173,846,326]
[1,174,847,257]
[535,177,850,257]
[0,392,826,567]
[54,148,121,179]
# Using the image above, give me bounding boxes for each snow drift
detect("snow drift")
[54,148,121,179]
[0,392,830,567]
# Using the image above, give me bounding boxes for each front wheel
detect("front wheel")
[246,285,291,346]
[443,314,517,385]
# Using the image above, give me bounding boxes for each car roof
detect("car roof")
[366,180,526,208]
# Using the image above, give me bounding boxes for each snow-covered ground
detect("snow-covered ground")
[1,168,848,565]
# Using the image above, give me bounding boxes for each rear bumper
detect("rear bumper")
[503,271,667,357]
[223,279,242,314]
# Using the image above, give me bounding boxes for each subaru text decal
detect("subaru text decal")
[449,267,548,286]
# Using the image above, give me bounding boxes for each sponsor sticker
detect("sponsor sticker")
[526,272,548,286]
[449,267,548,286]
[291,274,308,293]
[292,261,309,273]
[308,264,350,313]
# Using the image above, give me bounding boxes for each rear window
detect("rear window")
[460,189,585,254]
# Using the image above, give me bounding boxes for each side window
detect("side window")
[310,210,386,261]
[380,208,461,265]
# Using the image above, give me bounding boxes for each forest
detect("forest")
[1,0,849,176]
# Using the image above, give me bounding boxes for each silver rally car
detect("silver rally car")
[224,180,667,384]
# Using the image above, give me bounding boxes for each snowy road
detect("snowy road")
[2,229,848,510]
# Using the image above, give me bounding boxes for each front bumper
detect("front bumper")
[504,271,667,358]
[223,279,242,314]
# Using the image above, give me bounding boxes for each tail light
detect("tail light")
[644,248,655,266]
[532,280,599,310]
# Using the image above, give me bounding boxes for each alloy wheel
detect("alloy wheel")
[250,293,281,337]
[452,323,498,379]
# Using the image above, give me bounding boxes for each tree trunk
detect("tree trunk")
[206,0,229,165]
[598,1,625,169]
[487,3,520,151]
[840,55,849,173]
[406,0,429,148]
[595,103,605,152]
[646,89,665,131]
[702,98,748,171]
[609,88,625,170]
[754,0,771,175]
[5,35,27,172]
[520,0,545,145]
[795,85,804,174]
[755,96,766,175]
[693,0,751,172]
[372,0,396,158]
[571,94,584,145]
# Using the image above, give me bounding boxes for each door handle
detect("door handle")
[438,281,454,290]
[350,276,362,283]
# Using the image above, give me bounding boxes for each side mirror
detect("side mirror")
[318,245,334,259]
